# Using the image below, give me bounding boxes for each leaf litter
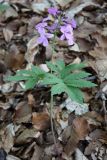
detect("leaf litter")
[0,0,107,160]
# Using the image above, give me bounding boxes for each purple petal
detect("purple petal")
[71,18,76,29]
[43,38,49,46]
[48,7,58,16]
[37,27,46,35]
[45,33,54,38]
[36,22,47,29]
[65,32,73,40]
[60,34,65,40]
[43,16,50,22]
[60,26,66,33]
[37,37,43,44]
[67,37,74,45]
[66,24,73,33]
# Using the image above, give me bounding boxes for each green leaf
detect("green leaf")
[64,71,91,82]
[61,63,86,78]
[6,75,30,82]
[66,86,84,104]
[51,83,66,95]
[42,73,63,85]
[31,65,45,76]
[56,60,65,71]
[25,78,37,90]
[46,61,60,73]
[66,79,97,88]
[16,69,34,75]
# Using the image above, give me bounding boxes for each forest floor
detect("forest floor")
[0,0,107,160]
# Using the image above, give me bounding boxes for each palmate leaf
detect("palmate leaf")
[66,79,97,88]
[25,78,37,90]
[55,60,65,71]
[6,75,30,82]
[51,82,84,104]
[66,86,84,104]
[42,73,63,85]
[61,63,86,78]
[64,71,91,82]
[46,61,60,73]
[31,65,45,77]
[51,83,66,95]
[16,69,34,75]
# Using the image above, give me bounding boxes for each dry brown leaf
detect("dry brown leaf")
[89,33,107,80]
[55,0,73,7]
[45,143,63,157]
[14,101,32,123]
[31,143,43,160]
[25,36,39,63]
[32,112,50,131]
[4,44,25,70]
[64,117,89,156]
[73,117,89,139]
[15,128,37,144]
[5,6,18,19]
[66,0,100,18]
[2,124,15,153]
[89,129,107,144]
[3,28,13,42]
[85,141,102,155]
[31,0,50,14]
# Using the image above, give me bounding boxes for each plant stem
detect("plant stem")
[50,41,57,148]
[50,93,57,147]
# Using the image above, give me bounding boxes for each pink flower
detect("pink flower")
[60,24,74,45]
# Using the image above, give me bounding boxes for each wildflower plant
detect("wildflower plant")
[7,7,97,104]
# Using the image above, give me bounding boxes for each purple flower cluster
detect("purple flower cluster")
[35,7,76,47]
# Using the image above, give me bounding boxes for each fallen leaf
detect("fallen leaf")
[3,28,13,42]
[66,1,100,18]
[5,6,18,19]
[15,128,37,144]
[31,0,50,14]
[55,0,73,8]
[25,36,39,63]
[4,44,25,70]
[14,101,32,123]
[2,123,15,153]
[31,143,43,160]
[64,117,89,156]
[45,143,63,157]
[88,33,107,81]
[32,112,50,131]
[73,117,89,140]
